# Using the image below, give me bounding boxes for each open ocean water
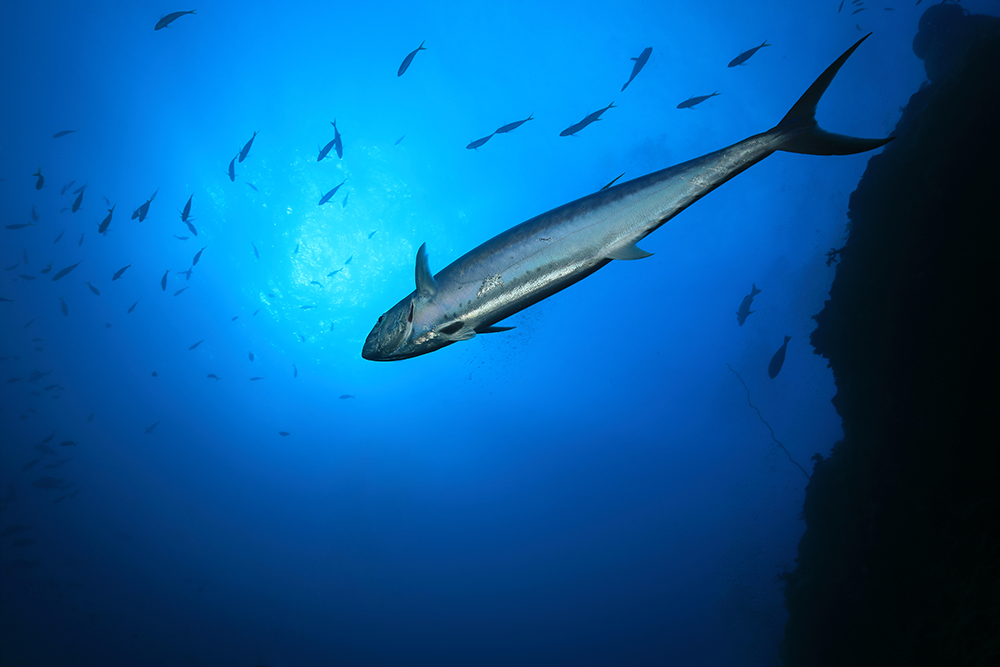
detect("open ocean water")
[2,1,995,665]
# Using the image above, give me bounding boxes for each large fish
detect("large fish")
[736,284,761,326]
[239,131,257,162]
[319,180,346,205]
[97,205,115,235]
[768,335,791,379]
[332,121,343,159]
[362,36,891,361]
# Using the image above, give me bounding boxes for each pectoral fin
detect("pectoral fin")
[606,243,653,260]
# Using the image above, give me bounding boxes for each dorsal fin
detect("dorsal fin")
[415,243,437,299]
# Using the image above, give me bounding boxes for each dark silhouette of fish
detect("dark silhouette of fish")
[246,182,258,192]
[52,261,82,281]
[40,262,52,274]
[466,133,494,150]
[368,231,377,239]
[252,242,259,259]
[228,155,236,182]
[495,114,534,134]
[128,301,138,314]
[736,284,761,325]
[300,305,316,310]
[249,376,264,381]
[327,269,341,277]
[318,138,335,161]
[398,40,426,76]
[84,282,101,296]
[59,440,76,447]
[728,41,771,68]
[53,130,76,138]
[33,169,44,190]
[174,235,189,240]
[112,264,131,281]
[319,180,346,205]
[5,223,34,230]
[58,297,68,316]
[278,431,290,436]
[17,274,36,281]
[345,255,353,265]
[342,192,349,208]
[78,232,85,246]
[207,373,220,380]
[173,287,189,297]
[677,92,720,109]
[310,280,323,288]
[622,47,652,91]
[71,184,87,212]
[332,121,343,158]
[239,131,257,162]
[61,180,76,194]
[41,432,55,444]
[768,335,791,378]
[248,351,255,362]
[852,7,866,14]
[189,340,204,350]
[154,10,196,30]
[132,188,157,221]
[22,457,43,472]
[395,135,405,145]
[97,205,115,234]
[181,195,193,222]
[184,220,198,236]
[31,205,39,221]
[560,102,616,136]
[293,364,298,378]
[160,269,169,291]
[144,421,160,434]
[192,246,206,266]
[339,394,355,399]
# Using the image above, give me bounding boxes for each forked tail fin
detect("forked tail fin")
[775,33,893,156]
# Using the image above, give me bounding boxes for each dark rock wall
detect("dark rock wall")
[780,11,1000,667]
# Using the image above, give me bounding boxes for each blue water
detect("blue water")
[1,1,982,665]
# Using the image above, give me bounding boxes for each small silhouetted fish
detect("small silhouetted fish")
[278,431,290,436]
[39,262,51,274]
[339,394,355,399]
[318,138,335,161]
[239,131,257,162]
[144,421,160,434]
[59,440,75,447]
[345,255,352,265]
[293,364,298,378]
[160,269,169,291]
[398,40,426,77]
[466,133,494,150]
[173,287,189,297]
[677,92,720,109]
[5,223,34,230]
[300,305,316,310]
[728,41,771,68]
[852,7,866,14]
[4,262,19,271]
[53,130,77,138]
[327,269,341,277]
[309,281,323,289]
[17,274,36,281]
[61,180,76,194]
[249,376,264,381]
[622,47,652,91]
[174,235,189,240]
[33,477,64,489]
[128,300,138,314]
[231,315,239,321]
[768,335,791,379]
[294,243,299,255]
[112,264,131,281]
[736,284,761,326]
[33,168,44,190]
[78,232,85,246]
[31,205,39,222]
[368,231,377,239]
[248,351,255,362]
[22,457,44,472]
[24,318,36,328]
[560,102,616,136]
[207,374,220,380]
[53,230,65,243]
[97,205,115,234]
[395,135,405,145]
[154,9,196,30]
[495,114,534,134]
[253,308,260,316]
[189,340,204,350]
[1,524,31,537]
[332,120,343,159]
[192,246,206,266]
[71,184,87,212]
[180,195,193,222]
[103,196,111,207]
[246,182,258,191]
[84,281,100,296]
[319,180,346,205]
[58,298,68,316]
[252,242,259,259]
[342,192,349,208]
[133,189,157,221]
[297,333,305,342]
[228,155,236,182]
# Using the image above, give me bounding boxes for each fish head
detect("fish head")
[363,292,423,360]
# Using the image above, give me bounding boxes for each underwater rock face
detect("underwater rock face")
[780,11,1000,667]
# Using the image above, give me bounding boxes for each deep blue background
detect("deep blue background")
[2,1,983,665]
